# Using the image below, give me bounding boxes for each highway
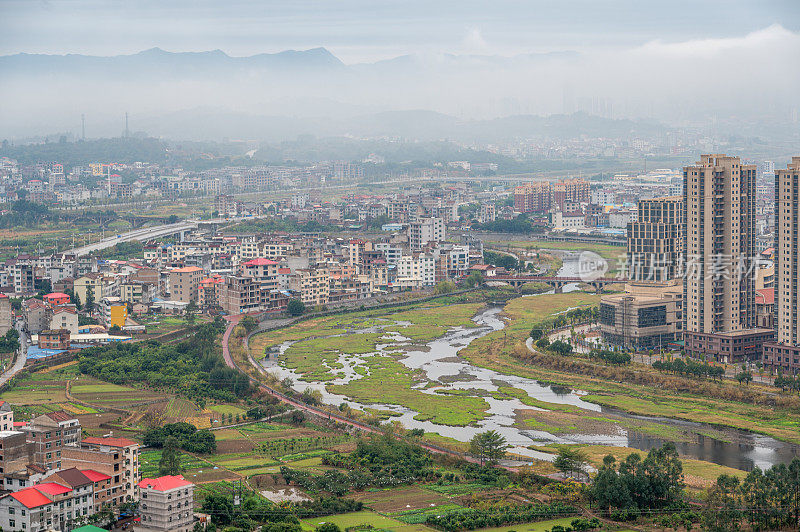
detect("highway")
[64,220,199,256]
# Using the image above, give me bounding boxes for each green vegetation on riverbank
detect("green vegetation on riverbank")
[461,293,800,447]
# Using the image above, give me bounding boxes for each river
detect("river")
[260,252,800,471]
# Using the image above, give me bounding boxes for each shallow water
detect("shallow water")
[259,257,800,470]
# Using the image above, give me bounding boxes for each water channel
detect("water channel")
[261,252,800,471]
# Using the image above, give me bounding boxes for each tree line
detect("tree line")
[78,319,250,403]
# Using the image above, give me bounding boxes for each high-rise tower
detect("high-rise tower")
[764,157,800,373]
[682,154,772,362]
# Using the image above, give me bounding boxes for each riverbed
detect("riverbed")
[259,252,800,471]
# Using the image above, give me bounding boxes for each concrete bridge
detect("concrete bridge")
[490,274,618,293]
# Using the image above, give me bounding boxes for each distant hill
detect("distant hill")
[0,47,346,78]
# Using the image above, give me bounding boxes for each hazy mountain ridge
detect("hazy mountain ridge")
[0,47,347,77]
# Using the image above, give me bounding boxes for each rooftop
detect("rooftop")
[138,474,193,492]
[10,487,52,509]
[82,436,139,448]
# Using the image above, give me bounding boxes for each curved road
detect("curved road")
[0,322,28,387]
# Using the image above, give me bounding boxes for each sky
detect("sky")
[2,0,799,63]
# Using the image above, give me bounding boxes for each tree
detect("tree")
[535,337,550,349]
[469,430,509,465]
[317,524,341,532]
[158,436,182,475]
[287,299,306,317]
[553,446,590,480]
[84,288,95,312]
[290,409,305,425]
[201,493,235,526]
[530,328,544,341]
[463,271,484,288]
[185,299,198,325]
[549,340,572,355]
[240,315,258,333]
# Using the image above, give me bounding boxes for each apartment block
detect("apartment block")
[169,266,203,303]
[137,475,195,532]
[288,268,330,306]
[627,196,684,282]
[514,182,551,213]
[408,218,444,250]
[61,436,139,505]
[764,157,800,373]
[683,154,769,362]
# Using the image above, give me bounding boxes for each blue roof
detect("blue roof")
[27,346,66,360]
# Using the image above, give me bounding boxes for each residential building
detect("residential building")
[682,154,770,361]
[120,281,156,304]
[68,436,140,503]
[136,475,195,532]
[514,182,551,213]
[81,468,114,508]
[0,430,28,486]
[169,266,203,303]
[23,298,49,334]
[288,268,330,306]
[551,179,590,212]
[0,294,11,335]
[23,411,81,470]
[218,276,261,314]
[49,306,79,334]
[478,203,496,224]
[99,297,127,328]
[0,399,13,430]
[764,157,800,373]
[39,329,71,349]
[627,196,684,282]
[408,217,444,250]
[73,273,104,307]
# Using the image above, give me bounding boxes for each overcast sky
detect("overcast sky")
[2,0,799,62]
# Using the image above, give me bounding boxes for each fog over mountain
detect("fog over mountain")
[1,24,798,141]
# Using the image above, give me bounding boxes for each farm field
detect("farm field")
[300,510,433,532]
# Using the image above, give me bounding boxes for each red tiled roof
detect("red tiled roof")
[81,469,112,482]
[243,258,279,266]
[171,266,203,273]
[138,475,192,492]
[43,293,71,299]
[11,487,52,509]
[45,411,76,423]
[82,436,138,448]
[756,288,774,305]
[34,482,71,496]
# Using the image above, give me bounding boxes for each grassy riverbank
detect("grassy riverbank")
[461,293,800,446]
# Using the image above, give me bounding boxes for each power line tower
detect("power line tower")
[81,114,86,140]
[125,112,129,138]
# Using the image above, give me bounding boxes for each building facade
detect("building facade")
[682,154,769,360]
[764,157,800,373]
[627,196,684,282]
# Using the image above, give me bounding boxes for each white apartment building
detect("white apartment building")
[137,475,194,532]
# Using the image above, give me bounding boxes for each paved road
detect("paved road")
[64,221,199,256]
[0,322,28,387]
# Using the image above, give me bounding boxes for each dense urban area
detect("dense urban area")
[0,131,798,532]
[1,1,799,530]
